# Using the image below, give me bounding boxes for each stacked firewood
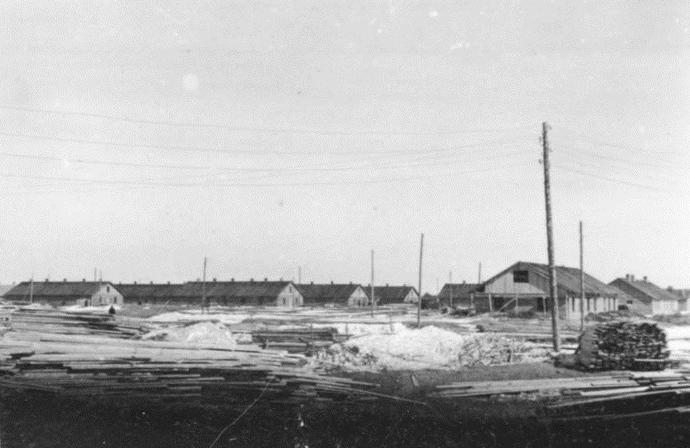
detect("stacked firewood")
[575,321,669,371]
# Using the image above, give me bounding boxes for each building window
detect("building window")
[513,270,529,283]
[107,286,110,293]
[627,300,633,305]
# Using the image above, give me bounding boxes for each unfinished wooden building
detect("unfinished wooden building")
[474,262,622,316]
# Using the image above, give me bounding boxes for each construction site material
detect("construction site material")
[575,321,669,371]
[320,326,549,371]
[0,308,378,406]
[6,308,147,338]
[432,370,690,400]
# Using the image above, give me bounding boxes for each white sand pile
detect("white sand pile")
[141,322,249,346]
[315,325,547,371]
[147,311,248,325]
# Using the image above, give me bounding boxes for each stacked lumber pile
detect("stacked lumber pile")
[0,310,378,406]
[6,309,147,338]
[251,326,342,353]
[575,321,669,371]
[432,371,690,422]
[431,370,690,400]
[475,319,580,343]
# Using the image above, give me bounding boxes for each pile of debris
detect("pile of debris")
[457,334,548,367]
[575,321,669,371]
[315,326,548,371]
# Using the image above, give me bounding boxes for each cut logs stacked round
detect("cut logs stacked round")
[575,321,669,371]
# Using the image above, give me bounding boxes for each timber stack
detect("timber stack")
[251,326,342,354]
[0,308,378,406]
[575,321,669,371]
[432,371,690,421]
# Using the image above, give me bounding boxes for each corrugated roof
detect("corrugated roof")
[296,283,364,304]
[610,278,682,302]
[484,262,622,298]
[4,281,116,299]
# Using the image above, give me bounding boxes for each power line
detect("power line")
[551,164,683,193]
[0,130,531,157]
[557,142,686,169]
[555,158,682,185]
[0,105,534,136]
[556,131,687,156]
[0,161,534,192]
[0,148,532,174]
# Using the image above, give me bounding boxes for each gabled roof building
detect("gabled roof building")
[296,283,369,307]
[477,261,623,316]
[610,275,682,315]
[4,280,123,306]
[437,283,482,309]
[366,285,419,305]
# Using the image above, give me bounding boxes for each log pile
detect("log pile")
[575,321,669,371]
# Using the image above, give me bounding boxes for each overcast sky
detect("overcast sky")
[0,0,688,290]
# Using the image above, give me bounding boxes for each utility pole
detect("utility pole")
[449,271,454,309]
[298,266,302,284]
[29,274,34,304]
[370,250,375,317]
[201,257,208,313]
[478,262,482,283]
[580,221,585,332]
[417,233,424,328]
[542,121,560,351]
[94,268,97,282]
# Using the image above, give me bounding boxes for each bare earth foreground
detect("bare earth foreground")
[1,304,690,447]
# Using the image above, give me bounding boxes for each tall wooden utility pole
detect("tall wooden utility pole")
[449,271,454,309]
[29,274,34,304]
[298,266,302,284]
[478,262,482,283]
[542,122,560,351]
[580,221,585,332]
[370,250,375,317]
[417,233,424,328]
[201,257,208,313]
